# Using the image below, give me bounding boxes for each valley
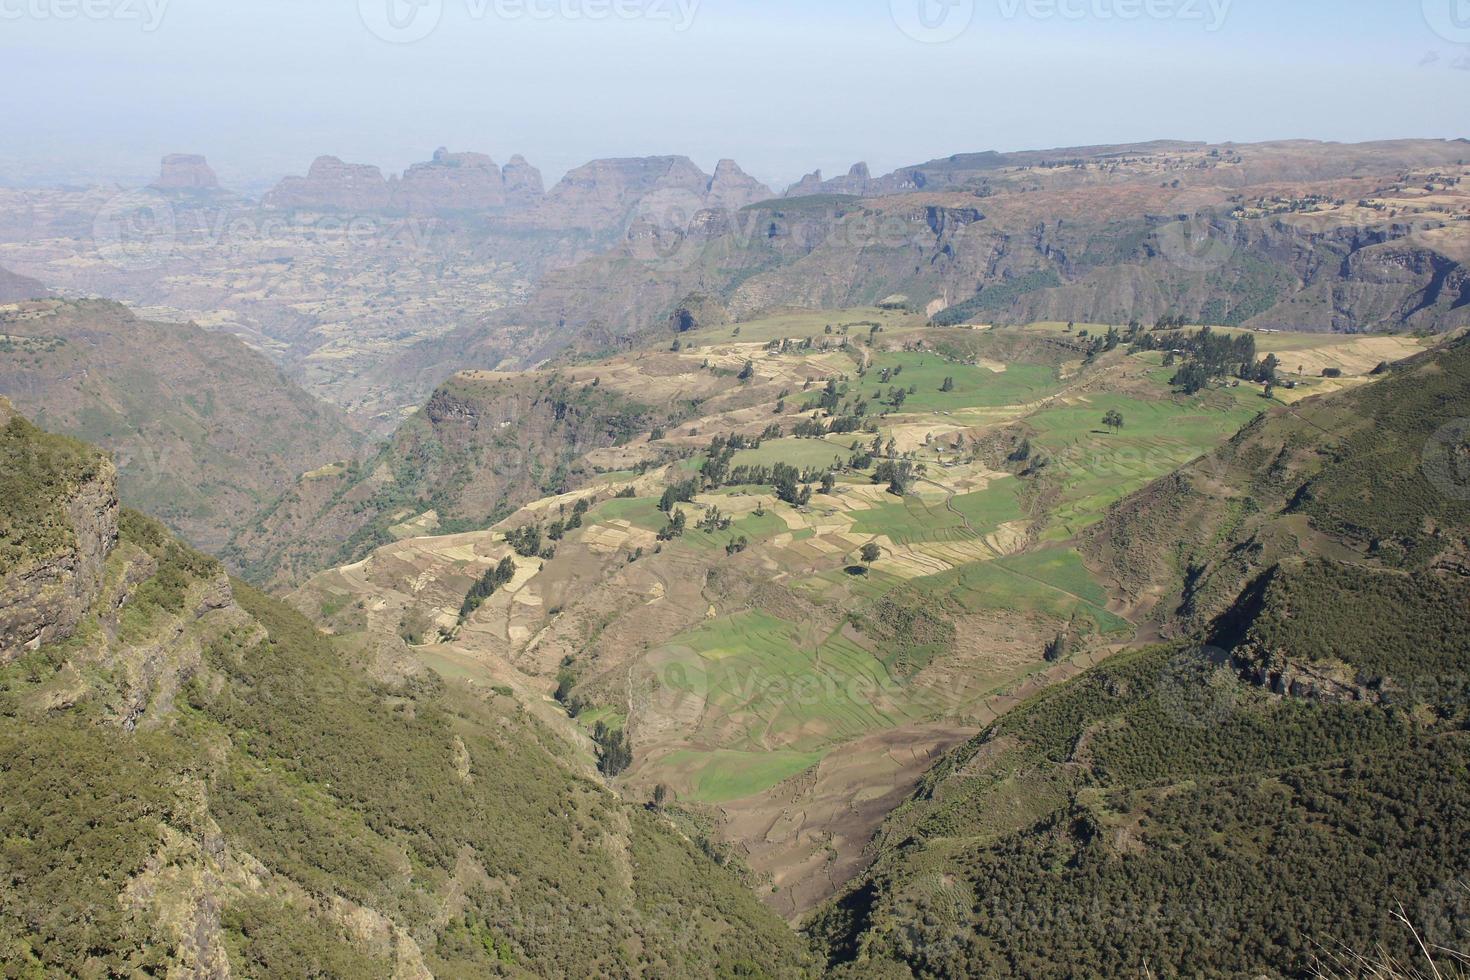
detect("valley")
[283,306,1432,922]
[3,137,1468,979]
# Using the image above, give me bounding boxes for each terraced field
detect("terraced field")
[293,309,1429,920]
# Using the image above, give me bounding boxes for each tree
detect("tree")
[1102,410,1125,434]
[652,784,669,809]
[860,542,882,564]
[940,376,955,392]
[820,472,836,494]
[738,360,755,381]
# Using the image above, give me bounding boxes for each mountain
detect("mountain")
[228,364,700,588]
[0,266,47,302]
[808,334,1470,976]
[262,155,395,211]
[519,155,775,232]
[0,299,360,554]
[0,405,812,976]
[150,153,221,192]
[470,139,1470,359]
[263,148,551,215]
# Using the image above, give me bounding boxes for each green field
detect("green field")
[849,481,1023,545]
[729,437,850,472]
[1023,392,1260,539]
[660,748,826,804]
[918,546,1130,635]
[866,351,1060,412]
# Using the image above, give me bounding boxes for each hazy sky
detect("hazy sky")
[2,0,1467,191]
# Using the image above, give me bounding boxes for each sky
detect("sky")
[2,0,1468,192]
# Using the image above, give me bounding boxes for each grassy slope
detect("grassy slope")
[0,419,812,977]
[809,336,1470,977]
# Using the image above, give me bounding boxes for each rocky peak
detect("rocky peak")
[848,162,871,179]
[397,148,507,212]
[151,153,220,191]
[502,154,545,207]
[705,159,775,210]
[784,170,826,197]
[263,155,393,211]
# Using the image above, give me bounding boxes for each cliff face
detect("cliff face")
[151,153,220,191]
[0,402,118,660]
[395,148,508,211]
[263,148,549,214]
[262,155,394,210]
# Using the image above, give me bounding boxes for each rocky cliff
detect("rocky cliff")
[150,153,220,191]
[262,155,394,210]
[263,148,549,214]
[0,401,117,660]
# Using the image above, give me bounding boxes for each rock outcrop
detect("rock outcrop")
[704,159,775,210]
[396,147,507,212]
[262,155,393,211]
[151,153,220,191]
[264,149,549,214]
[501,154,546,208]
[0,401,119,661]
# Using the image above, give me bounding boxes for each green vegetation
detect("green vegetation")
[812,644,1470,978]
[0,416,812,975]
[933,269,1063,325]
[865,351,1058,411]
[0,414,106,573]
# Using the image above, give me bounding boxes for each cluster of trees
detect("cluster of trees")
[505,524,554,560]
[546,497,592,542]
[874,458,918,495]
[592,722,632,776]
[697,506,733,533]
[1136,326,1260,394]
[657,509,687,541]
[459,557,517,622]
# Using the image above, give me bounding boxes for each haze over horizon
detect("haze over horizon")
[3,0,1468,191]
